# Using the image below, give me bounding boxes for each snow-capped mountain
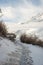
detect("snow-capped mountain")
[5,13,43,39]
[30,13,43,22]
[21,13,43,24]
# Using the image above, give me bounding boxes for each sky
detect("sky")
[0,0,43,23]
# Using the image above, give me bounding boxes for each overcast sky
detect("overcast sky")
[0,0,43,23]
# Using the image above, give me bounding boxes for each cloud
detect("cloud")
[2,7,16,18]
[0,0,43,23]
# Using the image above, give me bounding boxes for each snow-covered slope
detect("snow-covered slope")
[0,37,15,63]
[23,12,43,23]
[5,13,43,39]
[0,37,23,64]
[5,21,43,39]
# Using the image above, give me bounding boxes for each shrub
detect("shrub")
[20,34,43,47]
[0,22,7,37]
[36,39,43,46]
[6,33,16,41]
[20,34,37,44]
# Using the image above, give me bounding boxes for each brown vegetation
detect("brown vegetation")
[6,33,16,41]
[0,22,7,37]
[0,22,16,41]
[20,34,43,47]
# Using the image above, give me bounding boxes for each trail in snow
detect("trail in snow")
[15,40,33,65]
[19,44,33,65]
[0,37,43,65]
[0,37,33,65]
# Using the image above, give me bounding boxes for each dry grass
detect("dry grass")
[6,33,16,41]
[20,34,43,47]
[0,22,16,42]
[0,21,7,37]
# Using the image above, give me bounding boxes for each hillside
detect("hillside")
[0,37,22,65]
[5,13,43,38]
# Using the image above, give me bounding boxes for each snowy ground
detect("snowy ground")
[0,37,22,65]
[0,37,33,65]
[0,37,43,65]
